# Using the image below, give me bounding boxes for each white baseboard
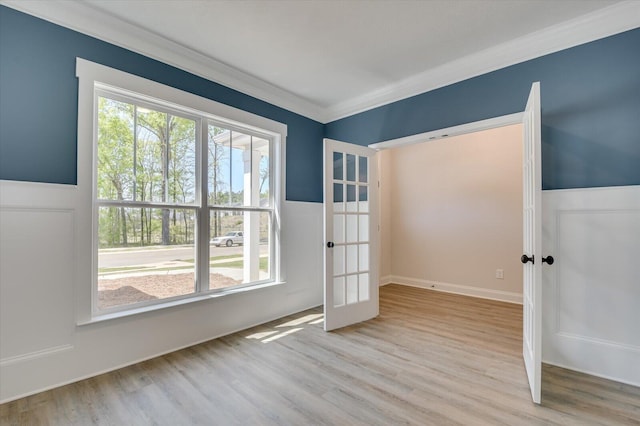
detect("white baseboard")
[379,275,394,286]
[542,359,640,389]
[388,275,522,304]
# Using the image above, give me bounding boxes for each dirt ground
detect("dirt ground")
[98,273,240,309]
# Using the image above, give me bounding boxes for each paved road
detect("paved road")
[99,244,267,268]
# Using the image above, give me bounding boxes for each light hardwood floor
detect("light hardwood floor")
[2,284,639,425]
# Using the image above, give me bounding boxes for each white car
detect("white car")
[211,231,244,247]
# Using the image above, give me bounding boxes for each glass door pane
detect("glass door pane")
[331,152,373,307]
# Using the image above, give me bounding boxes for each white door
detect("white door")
[522,82,542,404]
[323,139,379,331]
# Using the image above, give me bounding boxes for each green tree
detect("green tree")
[135,109,196,245]
[97,97,197,248]
[209,125,229,237]
[97,98,134,246]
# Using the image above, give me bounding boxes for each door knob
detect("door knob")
[521,254,534,264]
[327,241,335,248]
[542,255,554,265]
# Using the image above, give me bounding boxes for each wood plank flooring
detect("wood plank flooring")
[2,284,639,425]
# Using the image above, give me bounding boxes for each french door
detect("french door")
[322,84,543,404]
[521,82,543,404]
[323,139,379,331]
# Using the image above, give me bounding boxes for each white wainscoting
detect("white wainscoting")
[1,205,75,361]
[542,185,640,387]
[383,275,522,304]
[282,201,324,300]
[0,180,323,402]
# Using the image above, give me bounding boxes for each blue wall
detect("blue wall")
[2,6,639,202]
[0,6,324,202]
[326,28,640,191]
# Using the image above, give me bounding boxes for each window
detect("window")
[76,59,285,321]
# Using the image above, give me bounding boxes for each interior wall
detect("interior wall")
[0,179,325,403]
[0,6,324,203]
[381,125,523,302]
[0,6,326,403]
[542,185,640,387]
[326,28,640,192]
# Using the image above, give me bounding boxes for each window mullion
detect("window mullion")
[95,200,196,209]
[164,113,170,204]
[269,136,276,281]
[133,105,138,202]
[229,130,233,208]
[208,206,272,213]
[197,119,209,292]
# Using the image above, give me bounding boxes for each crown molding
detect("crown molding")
[0,0,326,122]
[2,1,639,124]
[323,1,640,122]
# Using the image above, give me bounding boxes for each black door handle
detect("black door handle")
[542,255,554,265]
[327,241,335,248]
[521,254,534,264]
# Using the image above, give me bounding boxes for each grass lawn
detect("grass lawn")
[213,257,268,271]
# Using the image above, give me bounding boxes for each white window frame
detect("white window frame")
[76,58,286,324]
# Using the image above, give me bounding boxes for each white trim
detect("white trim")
[3,1,639,123]
[369,112,523,150]
[76,59,288,138]
[0,345,74,367]
[1,0,324,122]
[379,275,393,287]
[542,360,640,390]
[324,1,640,122]
[373,109,528,388]
[543,184,640,197]
[388,276,522,305]
[76,58,287,322]
[554,332,640,354]
[78,281,287,326]
[0,179,78,207]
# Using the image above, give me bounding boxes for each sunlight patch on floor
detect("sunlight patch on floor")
[245,313,324,343]
[276,313,324,328]
[245,330,279,340]
[262,327,304,343]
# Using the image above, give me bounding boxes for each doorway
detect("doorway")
[324,84,543,403]
[369,104,544,402]
[377,124,524,302]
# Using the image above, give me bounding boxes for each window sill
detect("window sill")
[77,280,286,326]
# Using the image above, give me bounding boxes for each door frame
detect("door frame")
[369,109,539,396]
[369,112,523,151]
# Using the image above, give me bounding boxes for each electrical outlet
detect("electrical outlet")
[496,269,504,279]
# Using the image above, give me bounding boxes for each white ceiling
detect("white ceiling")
[4,0,640,122]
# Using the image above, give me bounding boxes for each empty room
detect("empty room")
[1,1,639,424]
